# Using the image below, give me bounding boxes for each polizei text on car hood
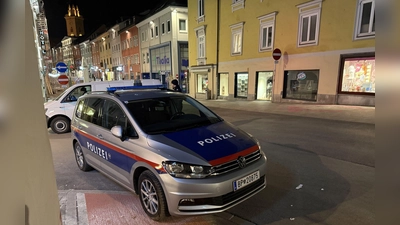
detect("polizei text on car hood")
[146,121,259,166]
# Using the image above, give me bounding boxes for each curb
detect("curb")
[58,190,255,225]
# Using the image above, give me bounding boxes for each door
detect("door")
[98,99,139,187]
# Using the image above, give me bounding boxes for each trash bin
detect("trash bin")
[205,89,211,100]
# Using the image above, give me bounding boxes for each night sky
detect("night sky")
[43,0,187,47]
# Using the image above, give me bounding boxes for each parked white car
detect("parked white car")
[44,79,162,133]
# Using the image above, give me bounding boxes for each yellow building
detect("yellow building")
[188,0,375,106]
[99,30,114,80]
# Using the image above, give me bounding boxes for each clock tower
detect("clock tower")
[64,4,84,37]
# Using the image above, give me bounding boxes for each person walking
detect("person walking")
[171,79,182,92]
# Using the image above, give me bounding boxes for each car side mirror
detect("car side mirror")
[111,125,123,139]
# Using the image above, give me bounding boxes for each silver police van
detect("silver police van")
[71,85,267,221]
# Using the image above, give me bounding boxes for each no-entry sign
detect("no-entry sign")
[272,48,282,60]
[58,74,69,85]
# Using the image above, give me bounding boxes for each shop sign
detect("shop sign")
[156,56,170,65]
[297,72,306,80]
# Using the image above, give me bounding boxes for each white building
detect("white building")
[110,24,123,80]
[79,40,92,82]
[136,5,189,91]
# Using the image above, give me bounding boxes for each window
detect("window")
[297,0,322,47]
[235,73,248,98]
[103,100,137,137]
[167,20,171,33]
[354,0,375,39]
[195,26,206,65]
[133,35,138,46]
[151,27,154,39]
[258,12,276,51]
[283,70,319,101]
[198,0,205,22]
[339,54,375,94]
[143,53,146,64]
[197,74,208,93]
[81,98,104,126]
[155,26,159,37]
[232,0,245,12]
[230,22,244,55]
[219,73,229,97]
[179,19,187,32]
[162,23,165,34]
[146,52,150,63]
[141,32,145,42]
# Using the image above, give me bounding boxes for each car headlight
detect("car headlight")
[162,161,213,179]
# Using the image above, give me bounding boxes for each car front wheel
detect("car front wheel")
[74,142,92,171]
[138,170,169,221]
[50,116,71,134]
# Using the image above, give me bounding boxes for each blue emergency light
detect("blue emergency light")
[107,85,165,93]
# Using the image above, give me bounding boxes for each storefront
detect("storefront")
[150,44,171,87]
[256,71,273,101]
[235,73,249,98]
[337,52,375,106]
[178,43,189,93]
[283,70,319,101]
[218,73,229,99]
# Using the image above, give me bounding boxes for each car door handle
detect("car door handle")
[97,134,104,140]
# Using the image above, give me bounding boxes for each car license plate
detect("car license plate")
[233,170,260,191]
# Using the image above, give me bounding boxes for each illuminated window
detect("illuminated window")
[354,0,375,39]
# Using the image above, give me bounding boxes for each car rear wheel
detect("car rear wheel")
[138,170,169,221]
[50,116,71,134]
[74,142,92,171]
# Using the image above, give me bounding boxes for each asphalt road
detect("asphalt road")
[49,107,375,225]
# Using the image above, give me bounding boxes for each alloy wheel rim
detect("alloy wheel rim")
[75,145,84,168]
[140,179,159,214]
[55,121,67,132]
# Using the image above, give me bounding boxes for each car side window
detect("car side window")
[81,98,104,126]
[75,99,86,119]
[64,85,91,102]
[103,100,137,138]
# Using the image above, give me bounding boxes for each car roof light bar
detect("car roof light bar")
[107,85,165,93]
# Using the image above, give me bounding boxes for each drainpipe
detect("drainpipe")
[215,0,220,100]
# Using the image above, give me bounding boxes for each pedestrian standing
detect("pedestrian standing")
[171,79,182,92]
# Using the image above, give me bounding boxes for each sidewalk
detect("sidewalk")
[58,190,254,225]
[198,100,375,124]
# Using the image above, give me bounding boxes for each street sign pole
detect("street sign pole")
[271,48,282,103]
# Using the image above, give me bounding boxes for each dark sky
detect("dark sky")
[44,0,186,46]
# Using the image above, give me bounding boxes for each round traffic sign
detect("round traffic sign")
[58,74,69,85]
[272,48,282,60]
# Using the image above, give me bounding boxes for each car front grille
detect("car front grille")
[211,149,262,175]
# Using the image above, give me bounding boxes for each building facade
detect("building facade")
[188,0,375,106]
[98,29,113,80]
[119,18,141,80]
[64,4,84,37]
[79,40,92,82]
[61,36,75,71]
[110,24,123,80]
[30,0,52,101]
[188,0,219,99]
[136,6,189,91]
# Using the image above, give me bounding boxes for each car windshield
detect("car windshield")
[54,88,69,101]
[125,96,223,134]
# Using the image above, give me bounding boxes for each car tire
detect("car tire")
[74,142,93,171]
[138,170,169,221]
[50,116,71,134]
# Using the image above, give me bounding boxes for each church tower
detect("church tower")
[64,4,84,37]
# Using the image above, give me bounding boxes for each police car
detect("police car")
[71,85,267,221]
